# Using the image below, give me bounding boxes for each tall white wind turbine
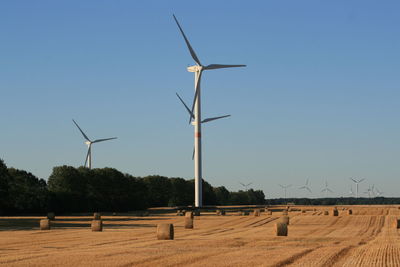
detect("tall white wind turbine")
[173,15,246,208]
[321,181,333,197]
[299,179,312,194]
[72,119,117,169]
[349,177,365,198]
[279,184,292,200]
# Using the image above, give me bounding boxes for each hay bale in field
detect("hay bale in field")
[347,209,353,215]
[266,210,272,215]
[301,209,306,214]
[332,208,339,216]
[275,222,288,236]
[194,210,201,216]
[392,219,400,229]
[185,211,194,219]
[47,212,55,220]
[280,216,290,225]
[241,211,250,216]
[157,223,174,240]
[282,210,288,215]
[184,216,193,229]
[93,212,101,220]
[216,209,225,216]
[91,220,103,232]
[324,210,329,215]
[40,219,50,230]
[253,209,261,216]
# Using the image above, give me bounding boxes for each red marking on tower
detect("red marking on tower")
[195,132,201,138]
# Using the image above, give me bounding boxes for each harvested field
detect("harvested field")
[1,205,400,266]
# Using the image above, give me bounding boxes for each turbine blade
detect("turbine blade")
[328,188,333,193]
[306,187,312,193]
[72,119,90,141]
[201,115,231,123]
[350,177,357,183]
[189,71,202,123]
[173,15,201,66]
[92,137,117,143]
[204,64,246,70]
[176,93,195,120]
[192,146,195,160]
[359,178,365,183]
[84,146,90,167]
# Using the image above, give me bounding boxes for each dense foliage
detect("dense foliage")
[0,159,266,214]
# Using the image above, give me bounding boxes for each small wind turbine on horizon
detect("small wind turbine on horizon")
[375,187,384,197]
[321,181,333,197]
[349,177,365,198]
[299,179,312,194]
[349,186,355,197]
[239,182,253,191]
[72,119,117,169]
[173,14,246,208]
[279,184,292,200]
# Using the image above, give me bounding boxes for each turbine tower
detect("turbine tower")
[72,119,117,169]
[299,179,312,194]
[349,177,365,198]
[321,181,333,197]
[279,184,292,200]
[173,15,246,207]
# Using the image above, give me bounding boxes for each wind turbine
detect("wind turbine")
[72,119,117,169]
[364,185,373,198]
[321,181,333,197]
[299,179,312,194]
[349,177,365,198]
[173,15,246,208]
[279,184,292,200]
[239,182,253,191]
[349,186,355,197]
[375,187,384,197]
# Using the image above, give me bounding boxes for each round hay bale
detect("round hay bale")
[185,211,194,219]
[216,209,225,216]
[91,220,103,232]
[266,210,272,215]
[241,211,250,216]
[332,209,339,216]
[157,223,174,240]
[40,219,50,230]
[282,210,288,215]
[347,209,353,215]
[392,219,400,229]
[275,222,288,236]
[93,212,101,220]
[193,210,201,216]
[280,216,290,225]
[47,212,55,220]
[301,209,306,214]
[253,209,261,216]
[184,217,193,229]
[324,210,329,215]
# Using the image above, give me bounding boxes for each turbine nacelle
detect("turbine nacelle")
[85,141,92,146]
[187,65,202,72]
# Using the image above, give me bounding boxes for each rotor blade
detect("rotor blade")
[173,15,201,66]
[192,146,195,160]
[349,177,357,183]
[189,71,202,123]
[84,146,90,167]
[202,115,231,123]
[306,187,312,193]
[328,188,333,193]
[92,137,117,143]
[359,178,365,183]
[72,119,90,141]
[176,93,195,120]
[239,182,245,187]
[204,64,246,70]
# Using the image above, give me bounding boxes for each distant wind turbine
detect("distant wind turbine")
[299,179,312,194]
[375,187,384,197]
[72,119,117,169]
[239,182,253,191]
[321,181,333,197]
[349,186,355,197]
[349,177,365,198]
[173,15,246,208]
[279,184,292,200]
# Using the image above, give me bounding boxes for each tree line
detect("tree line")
[0,159,265,214]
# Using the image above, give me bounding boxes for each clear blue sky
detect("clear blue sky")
[1,1,399,198]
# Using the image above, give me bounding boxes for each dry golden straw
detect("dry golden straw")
[332,208,339,216]
[392,219,399,229]
[93,213,101,220]
[324,210,329,215]
[157,223,174,240]
[347,209,353,215]
[253,209,260,216]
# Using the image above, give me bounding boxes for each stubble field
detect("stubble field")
[1,205,400,266]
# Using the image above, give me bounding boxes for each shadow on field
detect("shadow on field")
[0,218,38,231]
